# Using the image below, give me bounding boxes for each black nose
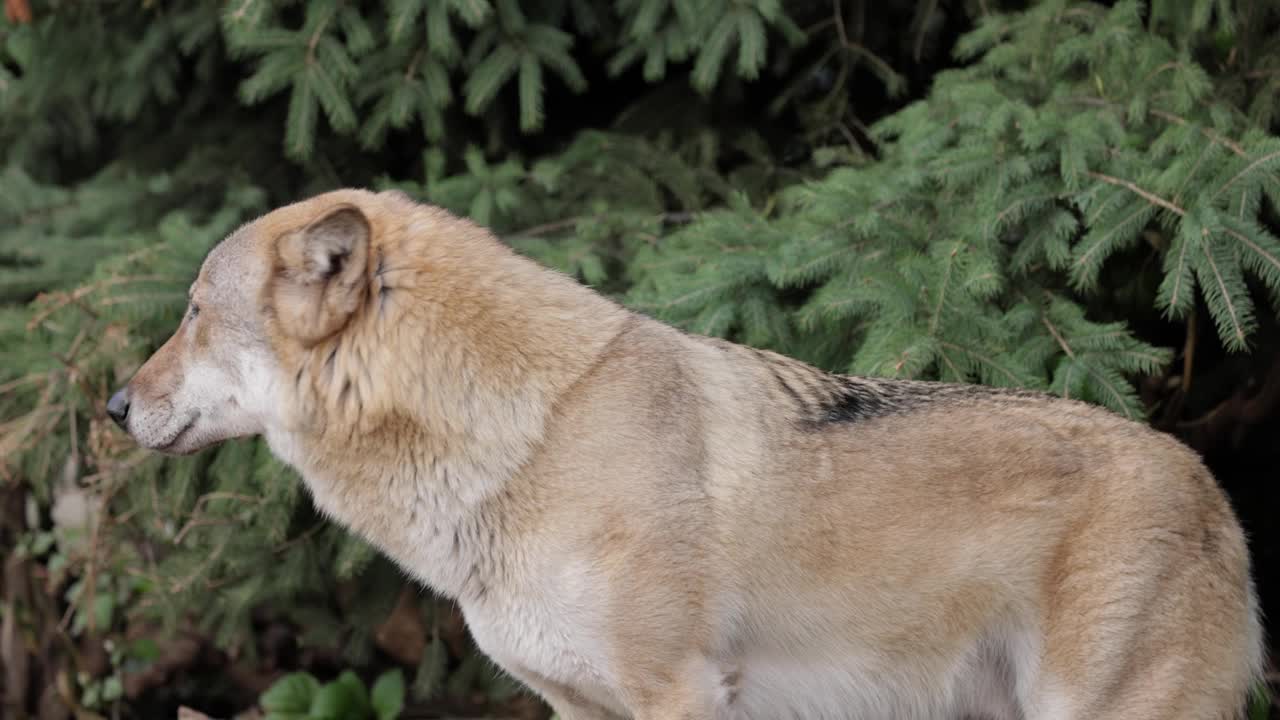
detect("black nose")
[106,388,131,429]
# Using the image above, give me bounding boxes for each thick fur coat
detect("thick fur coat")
[111,189,1265,719]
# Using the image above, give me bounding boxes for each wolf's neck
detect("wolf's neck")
[374,243,630,478]
[277,436,526,601]
[274,240,630,599]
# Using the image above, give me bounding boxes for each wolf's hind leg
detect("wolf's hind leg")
[1024,469,1261,720]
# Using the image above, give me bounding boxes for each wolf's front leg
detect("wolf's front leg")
[546,698,628,720]
[620,653,723,720]
[511,670,628,720]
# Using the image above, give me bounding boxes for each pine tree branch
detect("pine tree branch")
[928,243,959,335]
[18,200,80,225]
[1074,204,1151,273]
[990,192,1060,236]
[170,531,236,594]
[937,348,964,379]
[25,273,175,331]
[1219,224,1280,275]
[1068,96,1250,157]
[789,243,863,279]
[1041,315,1075,359]
[0,404,62,440]
[272,522,327,554]
[912,0,938,61]
[1086,367,1137,419]
[1142,62,1186,85]
[1149,109,1247,156]
[1172,140,1216,205]
[936,340,1024,386]
[1213,150,1280,200]
[1198,233,1249,348]
[173,518,241,546]
[405,49,423,80]
[507,217,582,237]
[506,211,696,239]
[1085,171,1186,216]
[0,373,47,395]
[305,4,338,65]
[1166,229,1194,312]
[832,0,899,88]
[79,448,152,486]
[649,279,741,311]
[99,292,186,307]
[229,0,257,22]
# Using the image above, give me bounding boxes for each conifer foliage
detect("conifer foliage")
[2,0,1278,716]
[625,1,1280,419]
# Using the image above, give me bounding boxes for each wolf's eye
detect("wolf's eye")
[187,303,200,321]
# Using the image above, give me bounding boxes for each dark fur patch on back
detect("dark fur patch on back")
[745,346,1048,429]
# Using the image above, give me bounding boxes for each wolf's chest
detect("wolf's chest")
[284,453,626,708]
[287,454,505,598]
[460,563,627,714]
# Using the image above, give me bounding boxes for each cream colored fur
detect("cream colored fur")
[115,189,1265,720]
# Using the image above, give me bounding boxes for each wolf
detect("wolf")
[108,189,1264,719]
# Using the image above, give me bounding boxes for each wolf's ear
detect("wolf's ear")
[272,204,371,345]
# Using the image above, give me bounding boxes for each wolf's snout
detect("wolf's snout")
[107,388,131,429]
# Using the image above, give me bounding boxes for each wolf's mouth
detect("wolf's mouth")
[157,412,200,451]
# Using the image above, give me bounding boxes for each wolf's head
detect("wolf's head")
[107,191,379,455]
[110,187,622,472]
